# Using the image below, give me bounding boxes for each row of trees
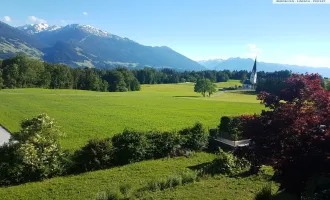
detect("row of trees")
[0,55,140,92]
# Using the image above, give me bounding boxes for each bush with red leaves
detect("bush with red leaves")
[239,74,330,197]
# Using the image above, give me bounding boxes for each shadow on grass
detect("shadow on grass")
[233,90,259,95]
[173,96,201,98]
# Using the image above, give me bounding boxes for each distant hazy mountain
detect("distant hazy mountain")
[198,58,225,70]
[0,21,44,59]
[0,22,204,70]
[198,57,330,77]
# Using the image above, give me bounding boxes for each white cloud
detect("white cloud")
[3,16,11,22]
[245,44,262,58]
[83,12,88,16]
[28,16,47,24]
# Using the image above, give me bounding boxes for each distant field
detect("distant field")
[0,152,279,200]
[0,80,263,150]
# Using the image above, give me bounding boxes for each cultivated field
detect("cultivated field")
[0,80,262,150]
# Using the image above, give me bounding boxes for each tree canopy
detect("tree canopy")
[239,74,330,197]
[194,78,217,97]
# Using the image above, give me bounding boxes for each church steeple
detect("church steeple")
[249,57,257,85]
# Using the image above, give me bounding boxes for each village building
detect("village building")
[242,58,257,90]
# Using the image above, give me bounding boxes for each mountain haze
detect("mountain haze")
[198,58,330,77]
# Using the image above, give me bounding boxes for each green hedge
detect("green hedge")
[218,116,243,140]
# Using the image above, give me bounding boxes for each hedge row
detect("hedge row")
[73,122,208,172]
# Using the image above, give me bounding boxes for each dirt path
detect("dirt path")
[212,91,224,97]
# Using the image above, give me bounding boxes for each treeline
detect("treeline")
[0,55,140,92]
[0,55,299,94]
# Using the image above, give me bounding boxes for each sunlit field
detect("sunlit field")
[0,80,263,150]
[0,152,283,200]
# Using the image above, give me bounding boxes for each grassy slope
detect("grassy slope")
[0,80,263,150]
[0,81,280,200]
[0,153,277,200]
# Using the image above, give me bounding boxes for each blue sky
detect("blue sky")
[1,0,330,68]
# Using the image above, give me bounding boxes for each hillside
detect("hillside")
[0,21,44,59]
[199,57,330,77]
[0,22,204,70]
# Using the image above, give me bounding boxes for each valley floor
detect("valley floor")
[0,81,262,150]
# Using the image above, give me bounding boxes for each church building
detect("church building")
[242,58,257,90]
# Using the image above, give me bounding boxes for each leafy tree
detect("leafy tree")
[240,73,248,83]
[0,114,66,185]
[0,69,3,89]
[216,72,229,82]
[326,81,330,91]
[240,74,330,197]
[206,79,217,97]
[194,78,217,97]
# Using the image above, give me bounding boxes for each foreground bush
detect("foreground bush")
[146,131,181,159]
[111,130,149,165]
[73,138,113,172]
[254,184,272,200]
[201,148,251,176]
[179,122,208,151]
[0,114,66,185]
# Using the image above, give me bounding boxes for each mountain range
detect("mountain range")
[198,58,330,77]
[0,21,329,76]
[0,21,204,70]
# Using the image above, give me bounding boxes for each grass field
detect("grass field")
[0,152,279,200]
[0,81,283,200]
[0,80,263,150]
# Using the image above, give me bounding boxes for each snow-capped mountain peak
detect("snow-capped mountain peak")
[17,23,62,35]
[64,24,115,38]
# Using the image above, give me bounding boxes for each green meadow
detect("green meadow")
[0,81,286,200]
[0,80,263,150]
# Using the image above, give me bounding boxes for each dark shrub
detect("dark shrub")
[179,122,208,151]
[0,142,23,185]
[202,149,251,176]
[254,184,272,200]
[73,138,113,172]
[112,130,149,165]
[146,131,181,159]
[218,116,243,140]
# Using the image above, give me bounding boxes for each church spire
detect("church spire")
[250,57,257,85]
